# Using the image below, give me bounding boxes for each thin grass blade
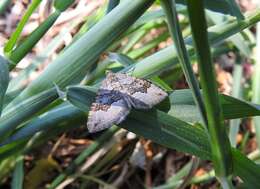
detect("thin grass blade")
[160,0,207,125]
[0,56,9,116]
[186,0,232,180]
[253,22,260,150]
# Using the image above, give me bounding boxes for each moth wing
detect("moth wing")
[87,92,130,133]
[129,81,168,109]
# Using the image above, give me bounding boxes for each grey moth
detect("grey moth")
[87,72,168,133]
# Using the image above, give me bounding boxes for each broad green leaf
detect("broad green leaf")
[232,149,260,188]
[169,89,260,122]
[0,55,9,116]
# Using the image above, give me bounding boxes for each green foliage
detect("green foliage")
[0,0,260,188]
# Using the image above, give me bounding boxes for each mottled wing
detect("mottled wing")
[108,73,168,109]
[128,78,168,109]
[87,90,130,133]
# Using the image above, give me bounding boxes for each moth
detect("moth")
[87,71,168,133]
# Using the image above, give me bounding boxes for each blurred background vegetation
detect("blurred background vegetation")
[0,0,260,188]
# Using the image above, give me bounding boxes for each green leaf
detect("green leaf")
[232,149,260,188]
[187,0,232,178]
[221,95,260,119]
[0,55,9,116]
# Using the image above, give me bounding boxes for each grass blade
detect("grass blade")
[8,11,61,68]
[131,10,260,78]
[161,0,207,125]
[224,0,244,20]
[186,0,232,181]
[6,0,155,108]
[253,22,260,150]
[11,156,24,189]
[4,0,42,54]
[0,0,10,14]
[106,0,120,13]
[0,56,9,116]
[0,88,58,139]
[175,0,238,16]
[229,57,243,147]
